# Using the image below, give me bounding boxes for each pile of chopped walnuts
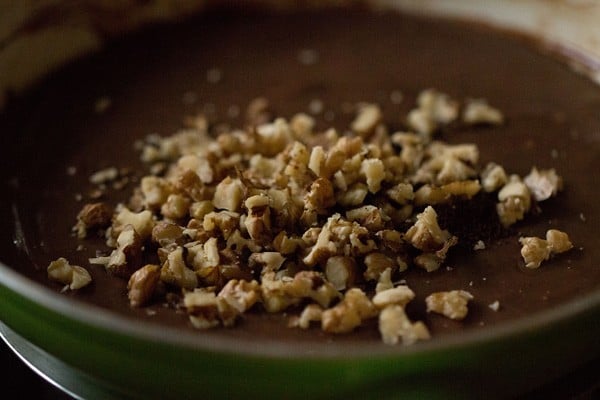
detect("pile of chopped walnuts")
[48,88,573,345]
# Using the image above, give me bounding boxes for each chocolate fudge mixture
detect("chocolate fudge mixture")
[1,7,599,343]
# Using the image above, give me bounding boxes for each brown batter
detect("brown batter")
[1,6,599,344]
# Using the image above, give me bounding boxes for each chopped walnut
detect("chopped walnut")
[407,89,459,137]
[351,103,382,137]
[161,194,192,220]
[324,256,357,291]
[93,225,143,278]
[244,194,272,242]
[379,305,430,345]
[497,176,532,227]
[375,267,394,293]
[336,183,369,207]
[519,229,573,268]
[47,258,92,290]
[152,221,184,247]
[218,279,260,313]
[546,229,573,254]
[414,253,443,272]
[246,97,271,126]
[480,162,507,193]
[488,301,500,312]
[404,206,451,252]
[160,246,198,289]
[256,118,294,156]
[112,206,155,241]
[74,202,112,238]
[140,176,173,209]
[290,113,316,138]
[345,205,388,232]
[202,210,239,240]
[413,235,457,273]
[89,167,119,185]
[414,180,481,206]
[360,158,385,193]
[248,252,286,273]
[523,167,563,202]
[363,252,396,282]
[462,99,504,125]
[519,236,551,269]
[305,177,335,211]
[184,289,222,329]
[386,183,414,205]
[322,288,377,333]
[260,271,300,313]
[372,286,415,309]
[127,264,161,307]
[286,271,341,308]
[213,177,244,212]
[425,290,474,320]
[290,304,323,329]
[302,214,341,266]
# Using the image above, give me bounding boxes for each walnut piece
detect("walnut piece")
[351,103,382,137]
[425,290,474,320]
[519,229,573,268]
[462,99,504,125]
[74,202,112,238]
[321,288,377,333]
[372,286,415,309]
[379,305,430,345]
[47,257,92,290]
[127,264,161,307]
[324,256,357,291]
[497,176,532,227]
[404,206,451,252]
[407,89,459,137]
[523,167,563,202]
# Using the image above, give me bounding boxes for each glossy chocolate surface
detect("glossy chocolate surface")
[1,7,599,344]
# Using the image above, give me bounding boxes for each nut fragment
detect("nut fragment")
[290,304,323,329]
[404,206,450,252]
[519,236,551,269]
[113,207,155,240]
[372,286,415,309]
[74,202,112,238]
[351,103,382,136]
[127,264,161,307]
[523,167,563,202]
[497,176,531,227]
[322,288,377,333]
[462,99,504,125]
[160,246,198,289]
[213,177,244,211]
[363,252,396,282]
[96,225,143,278]
[47,258,92,290]
[379,305,430,345]
[546,229,573,254]
[519,229,573,268]
[184,290,222,329]
[425,290,474,320]
[218,279,260,313]
[407,89,459,137]
[480,162,507,193]
[324,256,357,291]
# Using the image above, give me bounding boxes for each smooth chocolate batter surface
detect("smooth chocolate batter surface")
[1,7,599,344]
